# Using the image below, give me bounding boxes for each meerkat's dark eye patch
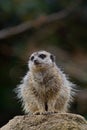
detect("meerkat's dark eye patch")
[38,54,46,59]
[50,54,55,62]
[30,56,34,61]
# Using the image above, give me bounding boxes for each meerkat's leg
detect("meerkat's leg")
[47,99,57,113]
[33,98,46,115]
[55,91,70,113]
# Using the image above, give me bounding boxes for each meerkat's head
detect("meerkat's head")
[28,50,55,71]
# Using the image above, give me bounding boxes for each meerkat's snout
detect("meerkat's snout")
[34,59,40,65]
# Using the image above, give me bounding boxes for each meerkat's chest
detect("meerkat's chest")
[32,77,58,100]
[33,75,54,93]
[32,71,59,93]
[33,77,46,93]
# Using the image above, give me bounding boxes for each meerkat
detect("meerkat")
[16,50,74,115]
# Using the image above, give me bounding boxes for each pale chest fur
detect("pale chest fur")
[29,70,61,100]
[31,72,46,95]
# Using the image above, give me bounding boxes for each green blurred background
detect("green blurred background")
[0,0,87,127]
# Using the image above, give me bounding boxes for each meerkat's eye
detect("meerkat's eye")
[50,54,55,62]
[38,54,46,59]
[30,56,34,61]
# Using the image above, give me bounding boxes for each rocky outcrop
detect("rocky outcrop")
[1,113,87,130]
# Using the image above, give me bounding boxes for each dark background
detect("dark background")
[0,0,87,127]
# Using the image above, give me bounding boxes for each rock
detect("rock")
[1,113,87,130]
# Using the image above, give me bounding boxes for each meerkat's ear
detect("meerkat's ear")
[50,54,55,62]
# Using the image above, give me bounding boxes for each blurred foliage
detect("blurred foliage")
[0,0,87,127]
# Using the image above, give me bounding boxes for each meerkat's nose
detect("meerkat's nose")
[34,60,40,65]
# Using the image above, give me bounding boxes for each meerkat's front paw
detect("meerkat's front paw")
[41,111,49,115]
[42,111,57,115]
[33,110,47,115]
[34,111,50,115]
